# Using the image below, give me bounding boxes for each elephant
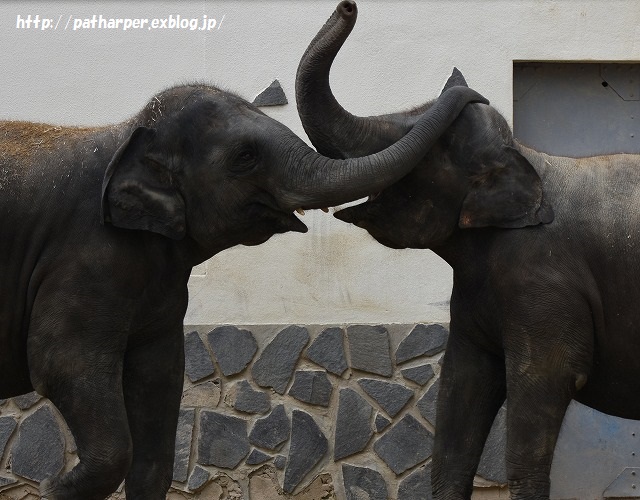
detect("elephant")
[0,81,486,499]
[296,2,640,499]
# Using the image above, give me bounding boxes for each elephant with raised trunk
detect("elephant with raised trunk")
[297,2,640,499]
[0,81,485,499]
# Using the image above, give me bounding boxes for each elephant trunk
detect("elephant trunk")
[296,0,430,159]
[295,0,367,158]
[279,86,488,210]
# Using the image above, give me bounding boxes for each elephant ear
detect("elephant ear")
[441,67,469,94]
[101,126,186,240]
[459,146,554,229]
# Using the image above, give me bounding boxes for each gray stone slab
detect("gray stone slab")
[334,388,374,461]
[11,404,64,482]
[198,410,249,469]
[289,370,333,407]
[187,465,210,492]
[184,331,215,382]
[252,326,310,394]
[306,327,348,376]
[249,404,290,451]
[477,405,507,484]
[253,80,289,107]
[173,408,195,482]
[373,414,434,475]
[342,463,389,500]
[417,380,440,427]
[231,380,270,414]
[252,79,288,107]
[207,325,257,376]
[358,379,414,418]
[0,417,17,459]
[398,464,432,500]
[274,455,287,470]
[396,324,449,364]
[375,413,391,433]
[401,364,436,386]
[181,379,221,408]
[12,392,42,411]
[346,325,393,377]
[283,410,328,493]
[246,448,271,465]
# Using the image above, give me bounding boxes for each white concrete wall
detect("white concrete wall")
[1,1,638,325]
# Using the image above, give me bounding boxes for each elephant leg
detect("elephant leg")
[27,281,135,499]
[38,368,133,500]
[29,336,132,499]
[123,328,185,499]
[503,292,593,500]
[432,330,506,500]
[504,361,577,500]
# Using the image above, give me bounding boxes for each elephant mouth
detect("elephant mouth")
[241,201,308,246]
[334,201,407,250]
[267,207,308,234]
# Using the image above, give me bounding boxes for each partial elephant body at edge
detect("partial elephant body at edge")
[296,1,640,499]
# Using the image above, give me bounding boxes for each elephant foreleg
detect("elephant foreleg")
[432,330,506,500]
[28,335,132,498]
[38,367,133,500]
[122,327,185,499]
[28,280,137,499]
[503,292,593,500]
[504,355,583,500]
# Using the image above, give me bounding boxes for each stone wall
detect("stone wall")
[0,324,507,499]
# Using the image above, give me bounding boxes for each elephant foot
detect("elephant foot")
[39,452,130,500]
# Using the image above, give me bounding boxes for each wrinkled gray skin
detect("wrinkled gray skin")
[0,82,486,499]
[297,2,640,499]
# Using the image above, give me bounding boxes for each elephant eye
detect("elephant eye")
[238,150,255,162]
[230,146,259,173]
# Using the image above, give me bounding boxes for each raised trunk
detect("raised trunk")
[296,0,426,158]
[279,86,488,210]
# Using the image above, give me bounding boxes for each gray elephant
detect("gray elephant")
[296,2,640,499]
[0,81,485,499]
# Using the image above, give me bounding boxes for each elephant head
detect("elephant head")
[296,1,553,251]
[101,83,487,262]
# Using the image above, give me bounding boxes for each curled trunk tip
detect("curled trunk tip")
[296,0,360,158]
[338,1,357,18]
